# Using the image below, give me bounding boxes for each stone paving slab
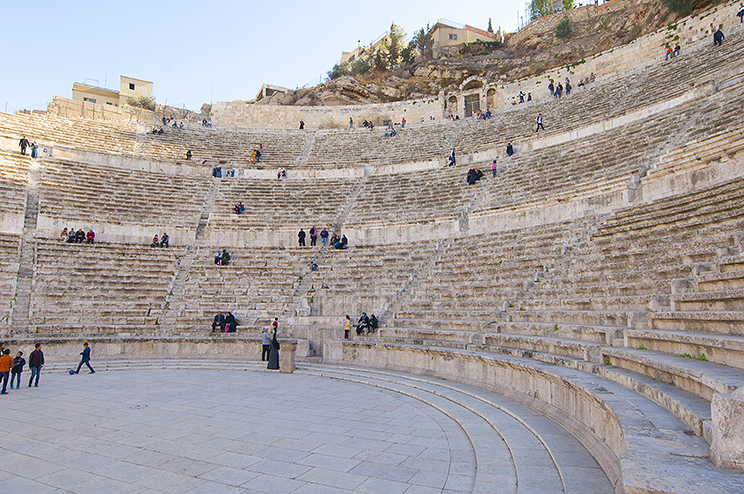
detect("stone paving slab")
[0,366,614,493]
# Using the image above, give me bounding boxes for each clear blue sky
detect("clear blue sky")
[0,0,523,114]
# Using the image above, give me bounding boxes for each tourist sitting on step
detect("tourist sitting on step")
[277,167,286,180]
[214,250,221,265]
[75,229,85,243]
[355,312,370,335]
[160,233,169,248]
[60,227,68,242]
[212,164,222,178]
[151,235,159,248]
[384,123,396,137]
[335,235,348,250]
[221,249,231,265]
[234,202,245,214]
[330,233,340,248]
[65,226,76,242]
[86,229,95,244]
[506,142,514,156]
[368,315,379,334]
[186,150,192,160]
[224,312,237,333]
[212,312,225,332]
[665,47,674,60]
[310,262,318,271]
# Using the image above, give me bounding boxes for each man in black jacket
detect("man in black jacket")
[28,343,44,387]
[75,342,95,374]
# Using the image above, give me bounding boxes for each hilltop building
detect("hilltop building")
[72,75,153,108]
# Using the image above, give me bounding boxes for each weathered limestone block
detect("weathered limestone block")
[711,388,744,471]
[279,339,297,374]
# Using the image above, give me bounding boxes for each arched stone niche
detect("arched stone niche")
[447,76,497,118]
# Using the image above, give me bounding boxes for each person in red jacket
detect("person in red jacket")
[86,229,95,244]
[0,349,14,394]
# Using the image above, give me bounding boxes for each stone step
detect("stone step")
[601,347,744,401]
[650,310,744,336]
[625,329,744,370]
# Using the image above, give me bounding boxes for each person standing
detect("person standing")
[272,317,278,334]
[0,349,13,394]
[535,114,545,132]
[506,143,514,156]
[261,328,272,361]
[31,141,39,158]
[320,228,329,247]
[19,136,30,156]
[344,315,351,340]
[349,117,353,129]
[448,148,456,167]
[28,343,44,387]
[10,351,25,389]
[298,228,306,247]
[491,159,501,178]
[267,330,280,370]
[738,3,744,23]
[309,226,317,247]
[299,120,305,130]
[714,25,725,46]
[75,342,95,374]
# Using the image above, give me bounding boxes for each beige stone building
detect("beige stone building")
[429,19,502,53]
[72,75,153,108]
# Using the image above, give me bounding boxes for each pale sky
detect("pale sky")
[0,0,524,114]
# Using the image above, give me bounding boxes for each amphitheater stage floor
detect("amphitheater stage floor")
[0,362,614,493]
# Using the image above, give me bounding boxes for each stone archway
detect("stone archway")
[448,96,458,117]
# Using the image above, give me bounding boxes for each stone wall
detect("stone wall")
[47,95,158,124]
[211,95,445,130]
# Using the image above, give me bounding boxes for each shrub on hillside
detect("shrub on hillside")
[663,0,694,16]
[127,96,156,111]
[555,17,573,38]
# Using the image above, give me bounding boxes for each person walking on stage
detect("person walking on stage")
[75,342,95,374]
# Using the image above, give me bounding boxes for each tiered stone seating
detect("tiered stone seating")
[345,166,480,227]
[455,27,744,156]
[305,123,458,167]
[0,234,20,334]
[37,158,210,230]
[25,240,184,334]
[175,246,316,332]
[209,176,356,232]
[137,126,309,166]
[474,85,744,213]
[310,241,439,317]
[0,112,140,156]
[0,151,30,216]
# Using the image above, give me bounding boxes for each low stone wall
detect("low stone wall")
[3,335,297,373]
[212,96,444,130]
[324,340,625,491]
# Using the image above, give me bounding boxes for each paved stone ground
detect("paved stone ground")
[0,367,612,493]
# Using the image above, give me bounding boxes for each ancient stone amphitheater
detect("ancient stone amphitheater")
[2,8,744,494]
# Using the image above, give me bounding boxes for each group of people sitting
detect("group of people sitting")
[202,119,212,127]
[466,168,484,185]
[665,44,681,60]
[211,311,238,332]
[61,228,94,244]
[362,120,374,129]
[151,127,165,135]
[329,232,348,249]
[474,109,493,119]
[343,312,379,338]
[162,117,184,129]
[515,92,532,104]
[384,123,396,137]
[214,249,231,265]
[150,233,169,248]
[234,202,245,214]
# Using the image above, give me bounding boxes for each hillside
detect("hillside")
[257,0,697,106]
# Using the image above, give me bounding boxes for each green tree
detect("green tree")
[327,61,350,80]
[401,40,418,65]
[488,18,494,33]
[530,0,552,19]
[413,27,433,60]
[370,48,388,72]
[563,0,574,10]
[385,23,406,67]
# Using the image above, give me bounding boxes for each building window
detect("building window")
[83,97,96,103]
[449,34,458,40]
[129,83,135,90]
